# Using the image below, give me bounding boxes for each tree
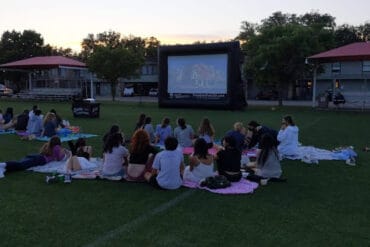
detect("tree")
[334,24,362,47]
[144,36,160,58]
[87,46,144,101]
[237,12,335,106]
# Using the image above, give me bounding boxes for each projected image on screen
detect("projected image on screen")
[168,54,227,94]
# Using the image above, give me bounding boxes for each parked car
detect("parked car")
[148,88,158,96]
[255,89,278,100]
[0,84,13,96]
[123,87,134,97]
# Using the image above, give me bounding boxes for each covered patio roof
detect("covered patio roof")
[0,56,86,69]
[308,42,370,63]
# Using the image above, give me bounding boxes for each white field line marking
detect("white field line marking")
[84,190,195,247]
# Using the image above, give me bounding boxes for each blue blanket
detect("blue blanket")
[35,133,98,142]
[0,129,16,135]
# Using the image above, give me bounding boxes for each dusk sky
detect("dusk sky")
[1,0,369,51]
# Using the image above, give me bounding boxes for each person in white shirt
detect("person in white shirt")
[277,115,299,157]
[102,132,129,176]
[174,118,194,147]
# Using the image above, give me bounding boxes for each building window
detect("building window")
[332,62,341,73]
[363,61,370,72]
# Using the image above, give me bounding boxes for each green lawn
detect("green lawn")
[0,100,370,247]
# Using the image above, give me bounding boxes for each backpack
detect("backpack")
[200,175,231,189]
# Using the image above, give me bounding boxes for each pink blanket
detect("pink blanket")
[182,178,258,194]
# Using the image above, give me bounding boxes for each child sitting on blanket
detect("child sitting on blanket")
[145,136,184,190]
[102,132,129,177]
[246,133,282,184]
[0,136,70,178]
[183,138,214,183]
[215,136,242,182]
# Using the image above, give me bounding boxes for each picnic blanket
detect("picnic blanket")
[0,129,16,135]
[182,178,259,194]
[35,133,98,142]
[27,158,123,181]
[283,146,357,164]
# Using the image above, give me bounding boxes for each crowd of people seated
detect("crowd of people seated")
[1,111,299,188]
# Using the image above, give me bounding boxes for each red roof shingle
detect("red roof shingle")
[309,42,370,62]
[0,56,86,69]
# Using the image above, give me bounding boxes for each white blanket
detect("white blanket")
[282,146,357,164]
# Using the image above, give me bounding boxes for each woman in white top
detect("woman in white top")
[174,118,194,147]
[102,132,129,176]
[184,138,214,183]
[143,116,156,143]
[277,115,299,157]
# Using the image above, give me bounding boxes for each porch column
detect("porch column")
[90,73,94,98]
[312,66,317,108]
[28,72,32,91]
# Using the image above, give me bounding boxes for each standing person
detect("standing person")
[145,137,184,190]
[246,134,282,184]
[42,112,57,137]
[143,116,155,143]
[127,129,159,181]
[102,133,129,177]
[277,116,299,157]
[246,120,278,149]
[183,138,214,183]
[134,113,146,132]
[174,117,194,147]
[155,117,172,145]
[0,136,68,178]
[197,117,215,149]
[215,136,242,182]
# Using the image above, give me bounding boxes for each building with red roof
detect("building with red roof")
[308,42,370,109]
[0,56,92,98]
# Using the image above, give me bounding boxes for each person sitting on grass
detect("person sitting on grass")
[14,110,30,131]
[197,117,215,149]
[65,138,95,173]
[246,133,282,185]
[215,136,242,182]
[155,117,172,145]
[277,115,299,157]
[102,124,121,148]
[143,116,156,143]
[42,112,57,138]
[183,138,214,183]
[127,129,159,182]
[0,136,69,178]
[174,117,194,147]
[225,122,246,152]
[246,120,278,149]
[145,136,184,190]
[26,109,43,137]
[102,132,129,177]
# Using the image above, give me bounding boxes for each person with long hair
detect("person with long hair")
[127,129,159,181]
[0,136,68,178]
[197,117,215,149]
[42,112,57,137]
[277,115,299,157]
[174,117,194,147]
[65,138,95,172]
[134,113,146,132]
[183,138,214,183]
[155,117,172,145]
[215,136,242,182]
[246,134,282,184]
[102,132,129,176]
[143,116,155,143]
[102,124,121,147]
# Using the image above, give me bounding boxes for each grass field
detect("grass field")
[1,99,370,247]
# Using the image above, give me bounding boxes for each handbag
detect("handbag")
[200,175,231,189]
